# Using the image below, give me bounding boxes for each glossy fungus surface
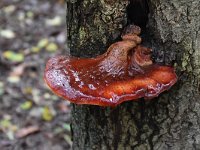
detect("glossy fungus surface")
[44,25,177,107]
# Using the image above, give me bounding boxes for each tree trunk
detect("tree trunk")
[67,0,200,149]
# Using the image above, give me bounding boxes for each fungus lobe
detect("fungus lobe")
[44,25,177,107]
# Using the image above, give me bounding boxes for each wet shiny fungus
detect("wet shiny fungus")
[44,25,177,107]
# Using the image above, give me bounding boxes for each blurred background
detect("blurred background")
[0,0,72,149]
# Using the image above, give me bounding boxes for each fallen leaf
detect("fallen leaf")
[32,89,40,104]
[54,127,63,134]
[0,82,4,96]
[0,118,11,129]
[46,42,58,52]
[29,108,43,118]
[37,38,49,48]
[3,5,16,14]
[7,131,15,140]
[10,64,26,77]
[20,101,33,110]
[23,87,32,95]
[18,12,25,21]
[63,135,72,146]
[44,92,51,99]
[0,117,18,140]
[42,107,54,121]
[3,51,24,62]
[62,123,71,132]
[0,29,16,39]
[52,95,59,101]
[31,46,40,53]
[16,126,39,138]
[26,11,34,18]
[45,16,62,26]
[7,75,20,83]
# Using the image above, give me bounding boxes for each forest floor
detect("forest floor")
[0,0,72,149]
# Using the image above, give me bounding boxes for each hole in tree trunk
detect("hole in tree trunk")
[127,0,149,30]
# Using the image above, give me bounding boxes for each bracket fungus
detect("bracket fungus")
[44,25,177,107]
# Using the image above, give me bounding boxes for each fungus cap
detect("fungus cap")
[44,25,177,107]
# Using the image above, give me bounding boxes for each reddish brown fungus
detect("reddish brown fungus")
[44,25,177,107]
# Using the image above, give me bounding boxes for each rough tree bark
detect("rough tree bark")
[67,0,200,149]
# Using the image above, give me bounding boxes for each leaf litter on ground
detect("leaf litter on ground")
[15,125,40,138]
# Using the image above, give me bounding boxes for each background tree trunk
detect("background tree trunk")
[67,0,200,149]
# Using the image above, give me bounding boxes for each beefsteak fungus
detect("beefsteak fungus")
[44,25,177,107]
